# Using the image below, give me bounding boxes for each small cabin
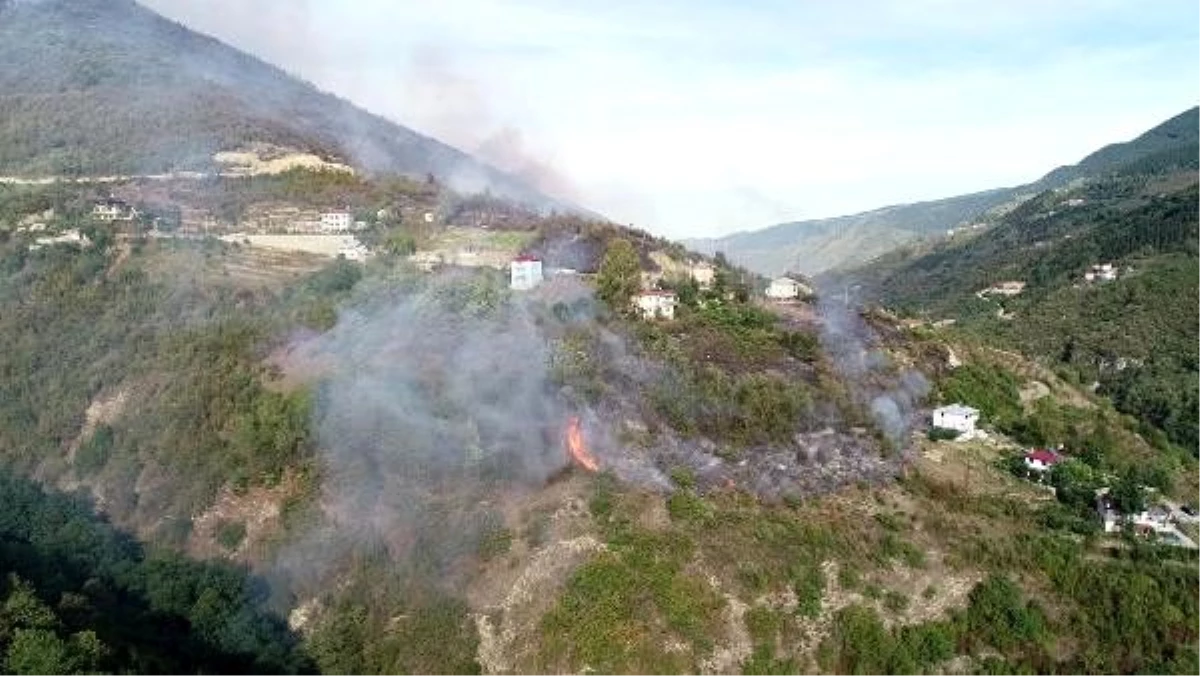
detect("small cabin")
[510,255,543,290]
[932,404,979,434]
[634,290,677,320]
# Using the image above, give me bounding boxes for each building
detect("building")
[510,255,543,290]
[690,262,716,289]
[1084,263,1118,282]
[1023,448,1062,473]
[634,290,677,320]
[408,251,443,272]
[320,211,353,233]
[766,276,808,301]
[977,281,1026,297]
[29,229,89,251]
[1096,488,1173,536]
[932,404,979,434]
[92,198,136,222]
[338,237,371,261]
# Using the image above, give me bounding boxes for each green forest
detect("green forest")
[852,173,1199,458]
[0,471,312,673]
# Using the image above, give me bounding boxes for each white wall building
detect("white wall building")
[690,262,716,289]
[634,290,677,320]
[932,404,979,434]
[510,255,543,290]
[1084,263,1118,282]
[1023,449,1061,473]
[338,237,371,261]
[92,199,136,222]
[320,211,353,233]
[30,229,90,251]
[766,276,808,300]
[977,281,1026,297]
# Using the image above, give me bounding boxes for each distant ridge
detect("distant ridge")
[686,107,1199,277]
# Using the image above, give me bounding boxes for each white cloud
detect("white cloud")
[143,0,1199,238]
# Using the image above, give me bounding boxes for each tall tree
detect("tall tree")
[596,238,641,312]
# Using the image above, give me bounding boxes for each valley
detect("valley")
[0,1,1196,675]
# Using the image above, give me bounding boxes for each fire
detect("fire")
[565,416,600,472]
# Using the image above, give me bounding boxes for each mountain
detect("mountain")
[837,144,1199,453]
[0,0,570,210]
[3,142,1198,672]
[1,6,1197,671]
[688,107,1199,277]
[686,187,1015,277]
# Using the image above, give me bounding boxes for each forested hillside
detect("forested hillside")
[687,187,1016,277]
[844,153,1199,457]
[0,471,311,673]
[0,0,563,211]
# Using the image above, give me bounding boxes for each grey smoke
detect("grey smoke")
[815,282,929,448]
[401,46,579,203]
[312,271,568,537]
[268,269,673,592]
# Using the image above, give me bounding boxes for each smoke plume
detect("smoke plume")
[815,281,929,449]
[269,269,670,592]
[402,46,579,202]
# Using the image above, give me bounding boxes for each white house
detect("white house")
[338,237,371,261]
[690,262,716,289]
[977,281,1026,298]
[320,211,353,233]
[634,290,677,320]
[92,199,136,222]
[766,276,808,300]
[932,404,979,434]
[1023,448,1062,473]
[1096,488,1173,535]
[510,255,543,290]
[1084,263,1118,283]
[30,229,90,251]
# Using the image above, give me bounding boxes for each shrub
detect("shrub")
[927,426,961,441]
[74,424,114,476]
[215,520,247,551]
[965,574,1046,652]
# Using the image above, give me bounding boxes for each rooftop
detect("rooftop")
[935,403,978,417]
[1025,449,1061,465]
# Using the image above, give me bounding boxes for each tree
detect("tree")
[596,238,641,312]
[384,230,416,256]
[1110,472,1146,514]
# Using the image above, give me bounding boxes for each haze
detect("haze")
[142,0,1199,239]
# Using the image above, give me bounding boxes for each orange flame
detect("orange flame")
[566,416,600,472]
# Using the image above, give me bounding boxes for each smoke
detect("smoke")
[815,281,929,449]
[271,269,667,591]
[312,271,564,540]
[401,46,579,203]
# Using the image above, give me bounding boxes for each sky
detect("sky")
[141,0,1199,240]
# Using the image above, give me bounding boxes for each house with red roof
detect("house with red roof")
[1023,448,1062,473]
[510,254,543,290]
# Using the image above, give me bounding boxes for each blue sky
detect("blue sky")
[144,0,1198,239]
